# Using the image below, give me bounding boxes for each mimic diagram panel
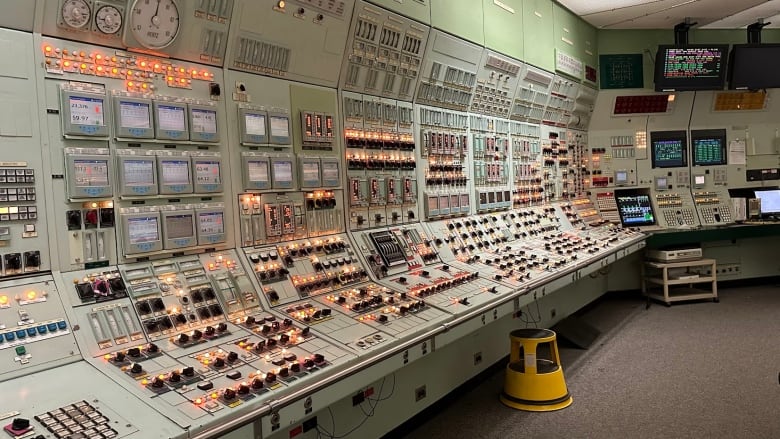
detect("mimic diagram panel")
[227,0,356,87]
[42,0,234,66]
[340,0,430,101]
[38,36,233,270]
[0,30,50,279]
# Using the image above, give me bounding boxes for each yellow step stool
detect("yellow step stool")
[500,328,573,411]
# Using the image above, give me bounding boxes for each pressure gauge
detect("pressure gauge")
[128,0,180,49]
[61,0,91,29]
[95,4,123,35]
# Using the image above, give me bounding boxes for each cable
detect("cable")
[319,375,392,439]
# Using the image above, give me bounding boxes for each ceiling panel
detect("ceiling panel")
[558,0,772,29]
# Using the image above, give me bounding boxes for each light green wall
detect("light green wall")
[482,0,524,61]
[431,0,485,45]
[522,0,556,71]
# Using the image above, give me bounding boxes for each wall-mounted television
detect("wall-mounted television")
[655,45,729,91]
[729,44,780,90]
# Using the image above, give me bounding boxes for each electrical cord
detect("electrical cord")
[316,375,393,439]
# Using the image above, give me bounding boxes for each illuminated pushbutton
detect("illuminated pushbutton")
[15,330,26,339]
[47,322,58,332]
[26,327,36,336]
[0,295,8,306]
[26,291,37,300]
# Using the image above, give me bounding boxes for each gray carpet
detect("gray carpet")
[401,286,780,439]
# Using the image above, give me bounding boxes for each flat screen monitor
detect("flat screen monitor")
[271,157,295,190]
[161,211,196,249]
[655,45,729,91]
[114,97,153,138]
[655,176,668,191]
[123,212,163,254]
[300,158,321,188]
[158,156,193,194]
[729,44,780,90]
[755,190,780,215]
[61,90,109,137]
[650,131,687,168]
[615,192,656,227]
[615,170,629,185]
[65,153,112,198]
[239,108,269,144]
[189,104,219,142]
[693,174,706,188]
[192,156,223,193]
[196,209,226,245]
[321,159,340,187]
[117,155,158,196]
[154,101,189,140]
[242,154,271,190]
[692,129,727,166]
[268,113,291,145]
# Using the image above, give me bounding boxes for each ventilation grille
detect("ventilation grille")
[524,69,552,87]
[486,55,521,76]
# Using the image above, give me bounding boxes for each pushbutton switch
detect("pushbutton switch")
[15,346,26,356]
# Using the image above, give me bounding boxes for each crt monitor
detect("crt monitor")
[754,190,780,215]
[161,210,196,249]
[650,131,687,168]
[692,129,727,166]
[654,45,729,91]
[615,191,656,227]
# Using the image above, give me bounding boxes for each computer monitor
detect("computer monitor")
[114,97,154,139]
[153,101,189,141]
[157,155,193,194]
[196,208,226,245]
[655,176,668,191]
[268,113,291,145]
[299,157,322,188]
[122,212,163,255]
[692,129,727,166]
[65,151,113,198]
[161,210,196,249]
[693,174,706,188]
[615,170,628,185]
[754,190,780,215]
[321,158,341,187]
[238,108,269,145]
[192,155,223,193]
[270,156,296,190]
[654,45,729,92]
[615,192,656,227]
[650,131,687,168]
[61,90,109,137]
[189,104,219,143]
[117,153,158,196]
[241,153,271,190]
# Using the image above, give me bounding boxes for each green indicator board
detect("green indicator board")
[600,54,644,89]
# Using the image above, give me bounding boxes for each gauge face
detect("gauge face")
[129,0,180,50]
[95,5,123,34]
[61,0,91,29]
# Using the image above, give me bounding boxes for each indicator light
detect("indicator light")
[111,68,118,74]
[141,378,148,385]
[44,46,52,53]
[103,354,111,360]
[278,0,286,8]
[26,291,36,300]
[0,296,7,305]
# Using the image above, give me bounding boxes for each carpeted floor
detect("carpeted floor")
[396,286,780,439]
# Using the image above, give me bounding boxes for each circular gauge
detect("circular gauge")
[95,5,123,35]
[61,0,91,29]
[129,0,180,50]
